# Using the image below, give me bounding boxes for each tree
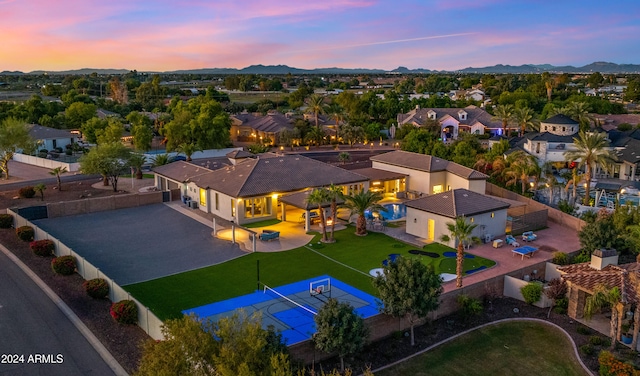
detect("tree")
[584,285,623,350]
[440,216,478,288]
[563,102,594,132]
[372,256,442,346]
[564,131,616,205]
[151,154,172,167]
[578,209,618,256]
[544,278,568,318]
[492,104,514,137]
[34,183,46,201]
[306,94,325,129]
[127,112,154,151]
[342,190,385,236]
[512,106,539,137]
[96,119,125,145]
[306,188,330,242]
[337,152,351,165]
[79,142,132,192]
[564,167,583,205]
[129,153,147,179]
[81,117,108,144]
[502,150,540,195]
[313,298,368,373]
[326,184,343,242]
[176,142,201,162]
[0,117,35,180]
[65,102,97,129]
[49,166,68,191]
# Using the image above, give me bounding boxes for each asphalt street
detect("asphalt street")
[0,249,119,376]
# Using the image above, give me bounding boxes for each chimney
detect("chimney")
[590,248,618,270]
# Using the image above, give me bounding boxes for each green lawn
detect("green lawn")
[243,218,282,228]
[377,321,588,376]
[123,228,495,320]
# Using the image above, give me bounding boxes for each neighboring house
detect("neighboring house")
[28,124,78,151]
[369,150,488,197]
[607,128,640,181]
[153,153,369,226]
[397,105,508,140]
[519,114,581,164]
[404,188,510,245]
[231,111,294,144]
[593,114,640,131]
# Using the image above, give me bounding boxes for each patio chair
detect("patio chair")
[505,235,517,245]
[521,231,537,242]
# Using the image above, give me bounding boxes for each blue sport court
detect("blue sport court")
[183,275,381,345]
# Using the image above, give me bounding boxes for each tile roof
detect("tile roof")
[397,105,505,129]
[28,124,75,140]
[370,150,488,180]
[154,154,369,198]
[527,132,577,143]
[558,262,640,304]
[226,150,255,159]
[242,112,294,134]
[615,138,640,165]
[349,167,407,181]
[404,188,510,218]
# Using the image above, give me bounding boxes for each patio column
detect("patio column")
[281,203,286,222]
[305,210,311,232]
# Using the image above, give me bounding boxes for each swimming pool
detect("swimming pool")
[365,203,407,221]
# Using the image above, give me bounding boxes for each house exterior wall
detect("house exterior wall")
[428,171,447,194]
[38,136,77,151]
[467,179,487,194]
[371,161,432,194]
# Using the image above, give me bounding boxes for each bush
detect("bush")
[557,200,575,215]
[572,253,591,264]
[580,344,594,356]
[18,186,36,198]
[110,300,138,325]
[520,282,543,305]
[589,335,604,346]
[553,297,569,314]
[577,326,592,335]
[598,350,640,375]
[83,278,109,299]
[457,294,483,317]
[51,255,76,275]
[551,252,569,265]
[15,226,34,241]
[0,213,13,228]
[30,239,55,257]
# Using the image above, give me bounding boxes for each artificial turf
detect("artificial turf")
[123,227,495,320]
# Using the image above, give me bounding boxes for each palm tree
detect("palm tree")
[564,131,616,206]
[49,166,67,191]
[326,102,344,140]
[151,153,171,167]
[563,102,594,132]
[129,153,147,179]
[584,284,623,350]
[306,188,330,242]
[502,151,539,195]
[564,167,583,205]
[176,142,201,162]
[337,152,351,165]
[439,217,478,288]
[306,94,325,129]
[512,107,539,137]
[326,184,343,242]
[492,104,514,137]
[342,190,385,236]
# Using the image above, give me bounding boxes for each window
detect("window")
[536,142,540,154]
[432,185,443,194]
[199,188,207,207]
[231,199,236,217]
[562,127,566,132]
[470,217,474,223]
[491,212,495,218]
[243,197,272,218]
[552,126,556,132]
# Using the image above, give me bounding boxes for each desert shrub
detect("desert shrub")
[580,344,594,356]
[589,335,604,346]
[577,326,592,335]
[520,282,543,305]
[30,239,55,257]
[598,350,640,376]
[18,186,36,198]
[83,278,109,299]
[551,251,569,265]
[51,255,76,275]
[110,300,138,325]
[457,294,483,317]
[16,226,34,241]
[0,213,13,228]
[553,297,569,314]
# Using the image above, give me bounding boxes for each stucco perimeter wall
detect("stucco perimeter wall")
[486,182,586,232]
[289,260,548,364]
[47,192,163,218]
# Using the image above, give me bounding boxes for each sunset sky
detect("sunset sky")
[1,0,638,72]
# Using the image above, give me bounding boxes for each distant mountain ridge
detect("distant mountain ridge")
[2,62,639,75]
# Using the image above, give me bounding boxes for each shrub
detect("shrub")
[0,213,13,228]
[18,186,36,198]
[30,239,55,257]
[51,255,76,275]
[15,226,34,241]
[577,326,592,335]
[572,253,591,264]
[557,200,575,215]
[551,251,569,265]
[83,278,109,299]
[580,344,594,356]
[589,335,604,346]
[110,300,138,325]
[520,282,543,305]
[598,350,640,376]
[553,297,569,314]
[457,294,483,317]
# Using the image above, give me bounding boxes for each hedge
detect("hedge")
[16,226,34,241]
[0,213,13,228]
[83,278,109,299]
[51,255,76,275]
[18,186,35,198]
[30,239,55,257]
[110,300,138,325]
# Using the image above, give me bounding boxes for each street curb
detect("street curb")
[368,317,595,376]
[0,242,129,376]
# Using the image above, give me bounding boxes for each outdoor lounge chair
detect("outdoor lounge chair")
[521,231,537,242]
[505,235,517,246]
[512,246,538,260]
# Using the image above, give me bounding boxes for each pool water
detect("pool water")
[365,203,407,221]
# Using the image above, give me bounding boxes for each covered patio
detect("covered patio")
[278,189,346,232]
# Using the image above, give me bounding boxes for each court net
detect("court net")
[262,284,317,316]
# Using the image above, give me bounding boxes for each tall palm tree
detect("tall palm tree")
[326,184,343,242]
[439,217,478,288]
[502,151,539,195]
[512,107,539,137]
[49,166,68,191]
[326,102,344,140]
[584,284,623,350]
[306,94,325,129]
[564,131,616,205]
[306,188,330,242]
[492,104,514,137]
[342,190,385,236]
[564,167,583,205]
[563,102,594,132]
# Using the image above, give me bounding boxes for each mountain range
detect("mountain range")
[2,62,640,75]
